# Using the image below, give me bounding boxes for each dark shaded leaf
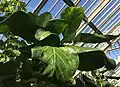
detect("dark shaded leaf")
[103,81,114,87]
[36,12,52,27]
[78,51,106,71]
[19,57,32,80]
[0,61,19,76]
[2,83,22,87]
[82,75,98,87]
[27,12,38,27]
[35,28,60,46]
[0,40,5,49]
[66,46,106,71]
[30,59,46,72]
[104,58,116,70]
[61,33,76,44]
[61,7,84,36]
[0,17,6,22]
[0,24,9,33]
[63,0,75,7]
[31,46,79,81]
[91,70,97,77]
[73,33,119,43]
[45,19,69,34]
[105,34,119,40]
[76,78,85,87]
[19,46,31,58]
[5,11,37,42]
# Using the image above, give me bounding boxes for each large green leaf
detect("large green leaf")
[63,0,75,7]
[35,28,53,41]
[36,12,52,27]
[35,28,60,46]
[61,7,84,36]
[66,46,106,71]
[45,19,69,34]
[104,58,116,70]
[5,11,37,42]
[31,46,79,81]
[73,33,119,43]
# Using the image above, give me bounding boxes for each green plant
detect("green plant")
[0,1,119,87]
[89,69,116,87]
[0,0,26,15]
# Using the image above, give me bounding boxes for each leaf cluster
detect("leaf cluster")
[0,0,26,15]
[0,1,119,87]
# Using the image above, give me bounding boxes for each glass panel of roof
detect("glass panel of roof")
[107,49,120,59]
[103,24,120,35]
[105,38,120,59]
[23,0,29,3]
[77,0,86,6]
[118,39,120,45]
[92,0,117,23]
[38,0,76,18]
[53,0,76,18]
[96,42,109,50]
[100,13,120,32]
[85,0,99,17]
[49,0,65,17]
[108,50,118,59]
[82,43,92,48]
[53,4,67,18]
[26,0,42,12]
[93,0,119,27]
[90,0,120,35]
[0,34,3,40]
[38,0,57,14]
[80,25,95,34]
[77,0,100,17]
[1,36,7,42]
[114,42,120,48]
[82,43,98,48]
[82,0,94,11]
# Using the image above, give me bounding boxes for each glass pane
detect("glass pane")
[26,0,42,12]
[39,0,57,14]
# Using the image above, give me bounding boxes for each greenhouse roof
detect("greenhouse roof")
[23,0,120,59]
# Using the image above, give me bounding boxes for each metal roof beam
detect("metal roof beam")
[34,0,48,14]
[104,36,120,52]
